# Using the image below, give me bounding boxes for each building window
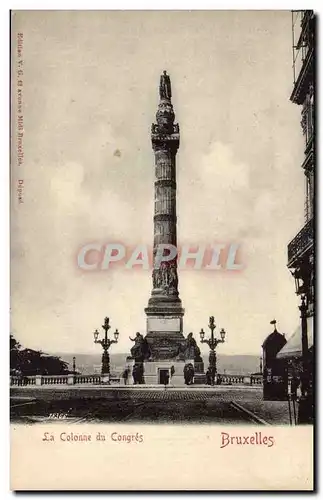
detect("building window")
[301,93,314,146]
[304,170,314,222]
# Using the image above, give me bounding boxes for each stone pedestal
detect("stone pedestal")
[143,359,194,386]
[126,358,197,386]
[145,305,185,359]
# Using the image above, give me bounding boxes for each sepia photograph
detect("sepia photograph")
[10,9,315,490]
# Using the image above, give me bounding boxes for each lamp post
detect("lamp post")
[72,356,76,384]
[298,295,312,423]
[290,254,313,424]
[199,316,226,386]
[93,317,119,382]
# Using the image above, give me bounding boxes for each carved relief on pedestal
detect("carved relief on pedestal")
[152,261,179,296]
[146,337,182,361]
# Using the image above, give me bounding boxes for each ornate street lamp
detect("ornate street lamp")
[298,295,313,423]
[291,268,306,295]
[72,356,76,384]
[93,317,119,381]
[199,316,226,386]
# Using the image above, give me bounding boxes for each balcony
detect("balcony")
[290,11,315,105]
[290,46,314,105]
[287,218,314,267]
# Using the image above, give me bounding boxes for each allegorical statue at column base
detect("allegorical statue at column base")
[126,332,151,384]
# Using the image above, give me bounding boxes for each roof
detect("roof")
[277,316,314,359]
[262,329,286,349]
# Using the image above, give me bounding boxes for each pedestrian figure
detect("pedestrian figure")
[183,363,194,385]
[169,365,175,386]
[164,371,170,387]
[291,374,300,400]
[122,367,129,385]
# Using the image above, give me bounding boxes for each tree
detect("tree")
[10,334,21,375]
[10,334,21,351]
[10,334,69,376]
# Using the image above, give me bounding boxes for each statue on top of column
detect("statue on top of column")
[159,70,172,100]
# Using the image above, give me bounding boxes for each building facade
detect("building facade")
[287,10,315,316]
[281,10,315,422]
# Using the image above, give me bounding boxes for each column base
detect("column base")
[143,359,194,385]
[145,295,184,316]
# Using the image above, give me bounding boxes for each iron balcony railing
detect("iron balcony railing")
[291,10,314,105]
[287,218,314,267]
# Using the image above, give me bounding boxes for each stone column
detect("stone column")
[145,71,185,361]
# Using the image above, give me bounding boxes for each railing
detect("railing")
[10,374,120,386]
[291,11,314,103]
[250,375,263,385]
[287,219,313,267]
[218,374,263,386]
[75,375,101,384]
[10,375,36,386]
[219,375,245,385]
[10,373,261,387]
[42,375,69,385]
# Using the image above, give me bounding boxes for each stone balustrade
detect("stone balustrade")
[218,375,246,385]
[10,373,262,387]
[11,375,37,386]
[42,375,70,385]
[75,375,101,384]
[250,374,263,385]
[217,374,262,385]
[10,374,73,386]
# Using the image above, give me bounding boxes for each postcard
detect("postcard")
[10,10,314,490]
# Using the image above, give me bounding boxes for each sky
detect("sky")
[11,10,306,356]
